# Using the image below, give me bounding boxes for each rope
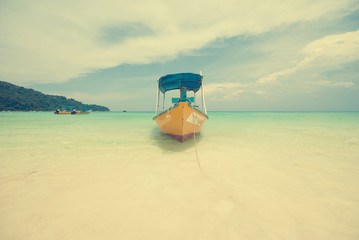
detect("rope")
[193,122,204,175]
[189,99,205,175]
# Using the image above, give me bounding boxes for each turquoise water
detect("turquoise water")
[1,112,359,239]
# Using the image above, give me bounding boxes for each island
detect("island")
[0,81,110,112]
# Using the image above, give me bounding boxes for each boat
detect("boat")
[54,110,71,114]
[153,72,208,142]
[54,106,92,115]
[54,108,71,114]
[54,109,71,114]
[72,109,92,114]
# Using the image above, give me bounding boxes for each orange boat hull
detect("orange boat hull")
[73,112,90,114]
[54,111,90,115]
[54,112,71,114]
[154,102,208,142]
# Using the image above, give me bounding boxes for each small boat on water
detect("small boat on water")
[54,106,92,115]
[54,110,71,114]
[153,72,208,142]
[72,109,92,114]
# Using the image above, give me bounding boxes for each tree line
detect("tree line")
[0,81,109,111]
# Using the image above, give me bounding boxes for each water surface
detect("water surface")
[1,111,358,239]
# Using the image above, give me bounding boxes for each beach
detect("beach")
[1,111,358,239]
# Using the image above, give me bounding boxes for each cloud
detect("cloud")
[204,82,265,101]
[65,92,136,103]
[0,0,357,83]
[257,29,359,84]
[204,83,243,95]
[315,80,355,88]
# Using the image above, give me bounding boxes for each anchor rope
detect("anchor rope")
[188,99,204,175]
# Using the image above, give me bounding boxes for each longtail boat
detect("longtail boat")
[54,110,71,114]
[54,106,92,115]
[71,109,92,114]
[153,72,208,142]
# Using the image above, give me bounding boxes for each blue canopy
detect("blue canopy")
[158,73,203,93]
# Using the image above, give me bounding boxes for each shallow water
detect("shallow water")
[1,112,359,239]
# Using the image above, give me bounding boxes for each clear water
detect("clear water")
[1,112,359,239]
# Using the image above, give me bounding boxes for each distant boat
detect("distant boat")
[153,72,208,142]
[54,106,92,115]
[72,109,92,114]
[54,109,71,114]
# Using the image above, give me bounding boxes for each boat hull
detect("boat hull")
[54,111,90,114]
[154,102,208,142]
[72,112,90,114]
[54,112,71,114]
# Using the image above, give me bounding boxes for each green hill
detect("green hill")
[0,81,110,111]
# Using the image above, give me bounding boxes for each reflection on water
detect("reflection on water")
[150,127,203,153]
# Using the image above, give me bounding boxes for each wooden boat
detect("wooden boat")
[54,111,71,114]
[54,107,92,115]
[72,109,92,114]
[153,73,208,142]
[54,109,71,114]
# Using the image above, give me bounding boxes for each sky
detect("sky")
[1,0,359,111]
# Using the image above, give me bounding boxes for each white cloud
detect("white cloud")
[204,83,243,95]
[257,29,359,84]
[65,92,136,103]
[315,80,355,88]
[204,82,265,101]
[0,0,357,83]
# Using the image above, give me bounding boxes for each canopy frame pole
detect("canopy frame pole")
[194,92,196,106]
[155,80,159,116]
[163,92,165,110]
[201,80,207,115]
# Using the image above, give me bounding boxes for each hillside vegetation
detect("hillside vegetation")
[0,81,110,111]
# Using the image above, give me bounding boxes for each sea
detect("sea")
[1,111,358,240]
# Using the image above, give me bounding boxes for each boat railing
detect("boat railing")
[153,103,179,120]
